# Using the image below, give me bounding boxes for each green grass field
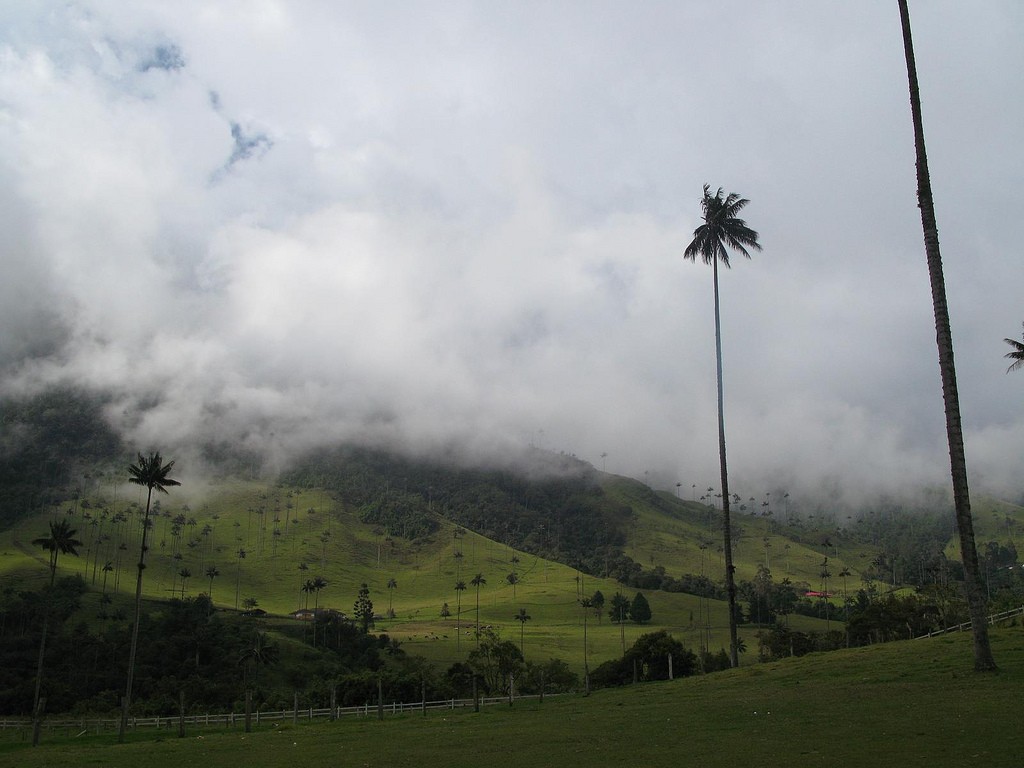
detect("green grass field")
[0,477,841,674]
[2,625,1021,768]
[3,476,1019,679]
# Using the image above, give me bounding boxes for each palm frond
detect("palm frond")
[1005,324,1024,373]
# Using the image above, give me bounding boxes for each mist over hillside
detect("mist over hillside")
[2,2,1023,511]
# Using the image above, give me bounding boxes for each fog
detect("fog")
[2,1,1022,505]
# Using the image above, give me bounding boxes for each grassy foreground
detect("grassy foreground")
[3,627,1021,768]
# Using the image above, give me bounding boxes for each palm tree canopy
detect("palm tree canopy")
[683,184,762,267]
[32,519,83,573]
[127,452,181,495]
[471,573,486,587]
[1004,323,1024,373]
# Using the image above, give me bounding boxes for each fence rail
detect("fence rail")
[0,694,557,736]
[915,605,1024,640]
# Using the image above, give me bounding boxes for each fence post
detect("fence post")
[668,653,674,681]
[178,690,186,738]
[293,691,299,725]
[244,690,252,733]
[377,676,384,721]
[473,676,479,713]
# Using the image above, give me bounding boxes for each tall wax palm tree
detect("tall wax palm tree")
[386,577,398,617]
[506,571,519,601]
[205,565,220,603]
[470,573,486,646]
[311,576,327,646]
[178,567,191,598]
[454,580,467,651]
[897,0,995,672]
[31,519,82,746]
[514,608,531,657]
[301,578,315,610]
[684,184,761,667]
[234,548,247,610]
[120,452,180,742]
[579,596,593,693]
[101,561,114,595]
[1004,323,1024,373]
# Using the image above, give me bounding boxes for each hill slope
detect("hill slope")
[3,626,1022,768]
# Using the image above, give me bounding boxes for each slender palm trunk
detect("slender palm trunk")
[31,563,57,746]
[120,486,153,741]
[712,256,740,668]
[455,591,462,651]
[30,615,50,746]
[898,0,994,672]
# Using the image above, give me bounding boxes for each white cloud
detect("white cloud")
[1,0,1021,505]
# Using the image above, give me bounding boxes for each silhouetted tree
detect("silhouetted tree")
[514,607,531,657]
[386,577,398,618]
[354,583,374,633]
[897,0,994,672]
[470,572,486,645]
[454,580,467,650]
[121,451,180,742]
[205,565,220,604]
[31,519,82,745]
[630,592,652,624]
[684,184,761,667]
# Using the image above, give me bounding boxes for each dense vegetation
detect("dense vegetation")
[283,446,638,577]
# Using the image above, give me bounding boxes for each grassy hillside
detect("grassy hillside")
[3,459,1018,679]
[1,474,838,677]
[603,476,865,587]
[3,624,1022,768]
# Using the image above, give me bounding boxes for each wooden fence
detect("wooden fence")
[914,604,1024,639]
[0,693,558,738]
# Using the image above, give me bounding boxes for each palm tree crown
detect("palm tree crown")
[128,452,181,497]
[32,519,83,585]
[1004,323,1024,373]
[683,185,761,267]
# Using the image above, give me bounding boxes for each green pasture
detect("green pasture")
[3,625,1021,768]
[1,477,840,674]
[12,474,1007,677]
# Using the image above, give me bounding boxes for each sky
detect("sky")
[1,1,1021,506]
